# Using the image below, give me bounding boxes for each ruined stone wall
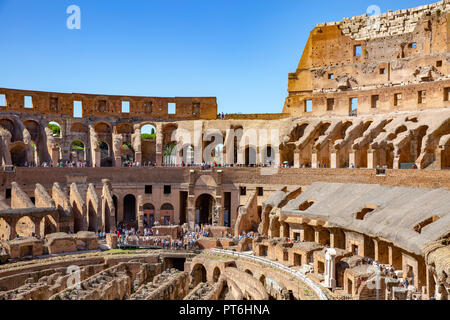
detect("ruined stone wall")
[285,1,450,117]
[0,88,217,120]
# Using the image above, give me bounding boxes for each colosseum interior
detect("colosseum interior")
[0,0,449,302]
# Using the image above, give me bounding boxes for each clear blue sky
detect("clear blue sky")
[0,0,432,114]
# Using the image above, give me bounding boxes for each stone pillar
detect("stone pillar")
[193,121,203,165]
[349,151,356,168]
[51,147,59,166]
[294,149,300,168]
[311,151,318,168]
[33,216,42,238]
[6,217,18,240]
[176,143,183,165]
[393,156,400,170]
[224,129,234,166]
[155,123,163,166]
[324,248,337,289]
[367,149,376,169]
[330,151,338,169]
[137,195,144,235]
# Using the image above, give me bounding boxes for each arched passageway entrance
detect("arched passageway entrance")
[195,194,215,225]
[123,194,136,227]
[143,203,155,227]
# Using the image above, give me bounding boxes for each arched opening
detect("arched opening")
[213,144,224,165]
[112,195,118,224]
[182,145,194,165]
[141,124,156,165]
[123,194,136,226]
[280,144,295,167]
[70,140,85,163]
[244,146,257,166]
[195,194,215,225]
[10,143,28,167]
[143,203,155,227]
[40,215,57,236]
[48,121,61,137]
[88,200,97,232]
[104,201,112,232]
[213,267,221,283]
[99,141,112,167]
[160,203,174,226]
[72,201,84,233]
[70,122,88,133]
[259,275,266,287]
[262,145,275,165]
[16,216,35,238]
[0,217,12,240]
[163,142,177,166]
[245,269,253,276]
[191,264,207,287]
[121,142,134,166]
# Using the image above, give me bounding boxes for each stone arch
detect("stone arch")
[213,266,221,283]
[245,269,253,276]
[16,216,35,238]
[10,142,28,167]
[244,145,257,166]
[262,145,276,165]
[98,141,112,167]
[195,194,215,225]
[190,263,207,287]
[72,200,84,233]
[0,217,12,240]
[94,122,113,134]
[48,121,61,138]
[143,203,155,227]
[40,214,57,236]
[88,200,97,232]
[70,140,86,163]
[160,203,174,225]
[141,123,157,165]
[123,194,137,226]
[0,118,18,142]
[259,274,266,287]
[71,122,88,133]
[112,195,118,224]
[115,123,134,135]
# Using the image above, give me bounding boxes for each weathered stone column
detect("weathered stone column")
[324,248,337,289]
[294,149,301,168]
[137,195,144,234]
[349,151,357,168]
[330,151,338,169]
[367,149,376,169]
[155,123,163,166]
[224,129,234,166]
[311,150,318,168]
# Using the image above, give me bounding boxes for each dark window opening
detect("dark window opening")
[240,187,247,196]
[5,188,11,199]
[164,185,171,194]
[257,187,264,196]
[371,95,379,109]
[436,60,443,67]
[327,98,334,111]
[145,185,152,194]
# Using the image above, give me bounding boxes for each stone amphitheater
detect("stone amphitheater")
[0,1,449,301]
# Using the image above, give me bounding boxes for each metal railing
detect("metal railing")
[210,248,329,300]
